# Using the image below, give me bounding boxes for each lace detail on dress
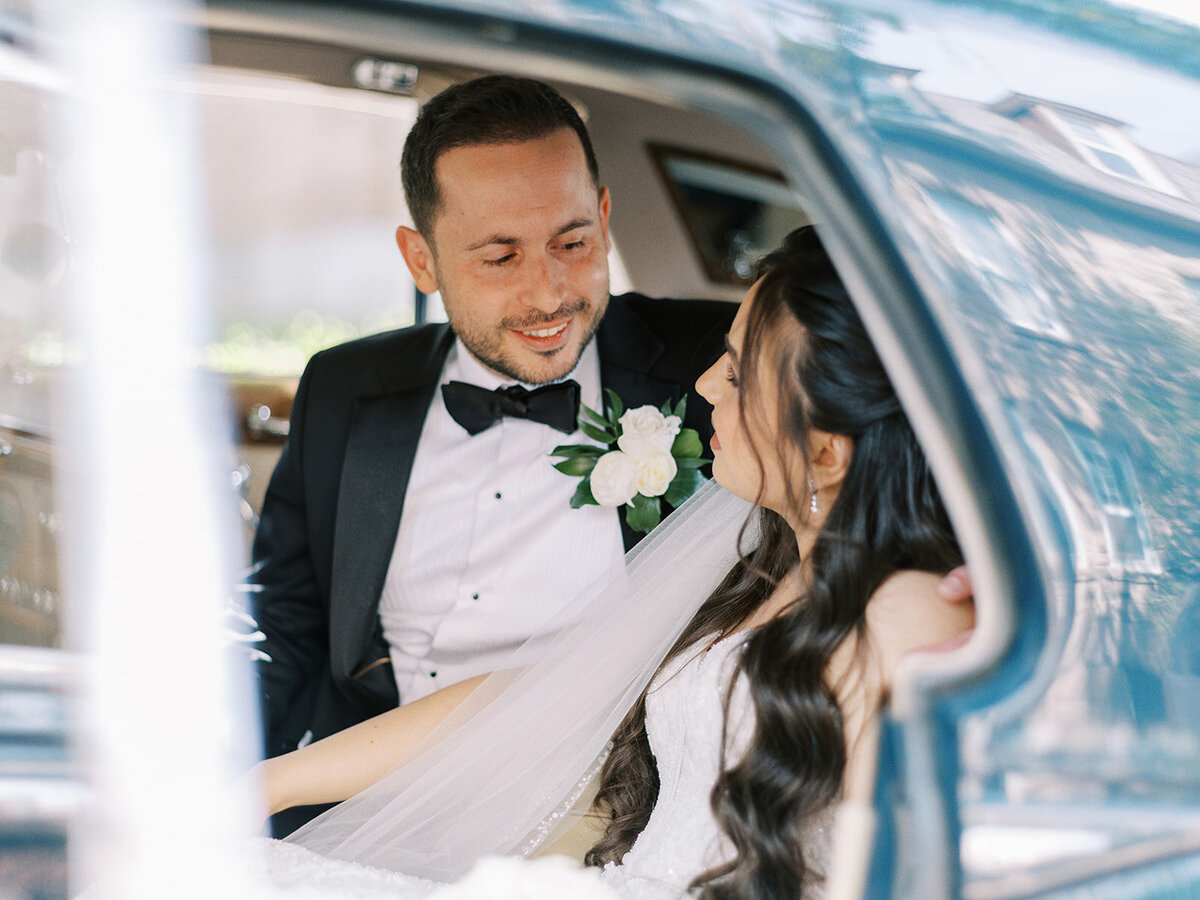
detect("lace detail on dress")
[600,634,834,899]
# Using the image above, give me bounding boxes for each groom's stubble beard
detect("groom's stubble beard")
[450,293,610,385]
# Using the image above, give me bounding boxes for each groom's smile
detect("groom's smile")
[514,318,569,344]
[505,300,588,358]
[395,127,612,385]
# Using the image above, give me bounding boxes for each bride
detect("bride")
[251,226,973,898]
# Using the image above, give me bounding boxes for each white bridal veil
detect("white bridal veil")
[288,480,754,881]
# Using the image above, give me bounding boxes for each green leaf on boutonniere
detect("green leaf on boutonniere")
[625,493,661,533]
[604,388,624,420]
[576,402,618,443]
[664,466,703,506]
[553,455,598,477]
[671,428,703,459]
[550,444,604,460]
[553,393,708,534]
[580,403,610,428]
[580,420,617,444]
[570,479,598,508]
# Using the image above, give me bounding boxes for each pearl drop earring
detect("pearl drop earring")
[809,478,819,514]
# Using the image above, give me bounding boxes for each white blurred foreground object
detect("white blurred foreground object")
[429,855,619,900]
[48,0,260,895]
[251,839,617,900]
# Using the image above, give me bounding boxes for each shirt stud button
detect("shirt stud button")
[430,671,437,678]
[494,491,502,500]
[472,593,480,600]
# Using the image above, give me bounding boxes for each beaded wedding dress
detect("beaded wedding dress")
[258,630,833,899]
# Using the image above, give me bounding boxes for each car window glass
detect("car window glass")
[893,148,1200,893]
[650,145,811,285]
[192,68,419,377]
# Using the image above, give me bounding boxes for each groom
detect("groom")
[251,75,735,832]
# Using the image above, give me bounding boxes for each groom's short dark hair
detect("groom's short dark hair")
[401,75,600,238]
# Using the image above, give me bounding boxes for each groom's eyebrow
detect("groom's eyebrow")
[554,218,593,236]
[466,234,518,251]
[465,218,594,252]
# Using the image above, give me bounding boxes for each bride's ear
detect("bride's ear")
[808,429,852,494]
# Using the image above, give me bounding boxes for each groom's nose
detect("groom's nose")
[521,254,570,313]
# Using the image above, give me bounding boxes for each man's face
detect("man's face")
[396,128,611,385]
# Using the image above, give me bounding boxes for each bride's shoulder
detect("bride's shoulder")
[862,569,975,685]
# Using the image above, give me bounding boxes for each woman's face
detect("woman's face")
[696,283,799,516]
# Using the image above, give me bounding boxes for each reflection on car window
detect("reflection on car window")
[1183,275,1200,307]
[1048,106,1170,191]
[1065,425,1160,571]
[923,189,1067,339]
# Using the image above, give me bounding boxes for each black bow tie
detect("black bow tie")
[442,380,581,435]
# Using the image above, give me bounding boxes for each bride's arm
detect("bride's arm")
[834,570,975,802]
[257,673,487,816]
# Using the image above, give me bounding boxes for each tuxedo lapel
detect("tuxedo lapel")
[597,298,684,415]
[329,325,453,693]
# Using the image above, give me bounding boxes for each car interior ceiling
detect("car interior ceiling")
[202,28,790,304]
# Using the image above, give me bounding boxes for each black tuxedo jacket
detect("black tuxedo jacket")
[252,293,733,770]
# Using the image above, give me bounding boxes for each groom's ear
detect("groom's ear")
[396,226,441,295]
[809,429,852,492]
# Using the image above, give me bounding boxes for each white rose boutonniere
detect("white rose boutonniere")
[618,406,680,452]
[589,450,640,507]
[550,389,709,534]
[635,450,677,498]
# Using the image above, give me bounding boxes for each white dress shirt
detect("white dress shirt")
[377,337,626,703]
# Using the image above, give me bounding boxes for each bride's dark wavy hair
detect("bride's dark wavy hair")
[585,226,962,897]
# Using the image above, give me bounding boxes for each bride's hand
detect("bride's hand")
[232,758,276,823]
[937,565,973,606]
